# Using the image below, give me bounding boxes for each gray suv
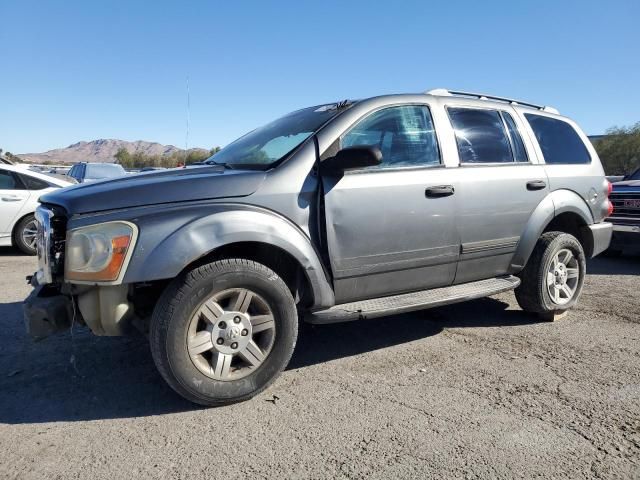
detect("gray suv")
[25,89,613,406]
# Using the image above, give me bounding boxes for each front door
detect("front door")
[322,105,459,304]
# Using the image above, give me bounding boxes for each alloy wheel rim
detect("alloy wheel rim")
[21,219,38,250]
[546,248,580,305]
[186,288,276,381]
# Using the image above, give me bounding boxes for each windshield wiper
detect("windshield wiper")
[207,161,234,170]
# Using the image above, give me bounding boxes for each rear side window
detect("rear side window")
[448,108,513,163]
[525,114,591,164]
[19,174,50,190]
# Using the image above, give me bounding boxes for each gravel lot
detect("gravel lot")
[0,248,639,479]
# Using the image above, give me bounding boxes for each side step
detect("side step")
[306,276,521,324]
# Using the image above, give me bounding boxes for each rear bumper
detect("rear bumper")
[23,285,73,340]
[583,222,613,258]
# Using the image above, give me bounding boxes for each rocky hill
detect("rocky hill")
[19,139,206,164]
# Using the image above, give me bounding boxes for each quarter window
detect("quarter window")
[341,105,440,168]
[502,112,528,163]
[525,114,591,164]
[448,108,513,164]
[19,174,50,190]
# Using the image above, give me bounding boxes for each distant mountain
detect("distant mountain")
[19,139,208,164]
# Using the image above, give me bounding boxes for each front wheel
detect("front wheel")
[150,259,298,406]
[515,232,586,315]
[13,214,38,255]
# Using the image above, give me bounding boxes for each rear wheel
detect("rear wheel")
[13,214,38,255]
[150,259,298,406]
[515,232,586,315]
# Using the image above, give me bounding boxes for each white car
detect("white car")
[0,164,72,255]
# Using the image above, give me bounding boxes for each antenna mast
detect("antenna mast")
[185,76,190,165]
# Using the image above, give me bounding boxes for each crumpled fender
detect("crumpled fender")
[121,204,335,308]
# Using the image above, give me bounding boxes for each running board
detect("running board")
[306,276,520,324]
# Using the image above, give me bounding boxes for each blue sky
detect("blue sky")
[1,0,638,154]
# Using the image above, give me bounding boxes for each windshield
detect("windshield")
[86,163,126,179]
[207,103,348,169]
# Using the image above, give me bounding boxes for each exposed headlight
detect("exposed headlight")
[65,221,137,283]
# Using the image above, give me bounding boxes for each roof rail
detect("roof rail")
[425,89,559,114]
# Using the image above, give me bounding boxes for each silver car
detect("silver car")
[25,89,613,406]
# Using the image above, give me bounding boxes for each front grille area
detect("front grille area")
[609,191,640,224]
[49,211,67,279]
[37,204,68,282]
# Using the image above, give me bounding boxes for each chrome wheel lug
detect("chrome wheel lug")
[218,321,227,329]
[233,316,241,324]
[241,329,248,336]
[216,337,224,345]
[231,342,238,349]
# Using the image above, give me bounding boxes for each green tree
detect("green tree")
[113,147,218,169]
[4,152,22,163]
[114,147,133,168]
[594,122,640,175]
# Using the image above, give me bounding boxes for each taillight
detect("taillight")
[606,180,613,196]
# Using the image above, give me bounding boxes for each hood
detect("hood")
[612,180,640,189]
[39,166,266,215]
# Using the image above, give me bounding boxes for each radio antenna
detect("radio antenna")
[184,76,190,165]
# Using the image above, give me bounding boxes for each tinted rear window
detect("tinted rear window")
[525,114,591,164]
[85,163,126,179]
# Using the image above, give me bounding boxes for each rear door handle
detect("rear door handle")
[425,185,455,198]
[526,180,547,191]
[1,196,22,202]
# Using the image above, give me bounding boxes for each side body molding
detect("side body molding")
[509,189,595,272]
[117,206,335,308]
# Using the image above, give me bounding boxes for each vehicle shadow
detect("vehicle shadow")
[0,296,539,424]
[587,254,640,276]
[0,246,26,256]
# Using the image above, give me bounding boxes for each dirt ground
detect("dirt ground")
[0,249,639,479]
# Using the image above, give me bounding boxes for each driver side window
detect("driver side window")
[341,105,441,169]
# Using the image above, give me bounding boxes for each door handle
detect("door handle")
[425,185,455,198]
[526,180,547,191]
[1,196,21,202]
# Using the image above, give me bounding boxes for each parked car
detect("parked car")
[606,168,640,255]
[25,89,612,406]
[0,164,72,254]
[67,162,126,183]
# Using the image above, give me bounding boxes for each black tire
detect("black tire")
[150,259,298,406]
[515,232,586,315]
[12,214,37,255]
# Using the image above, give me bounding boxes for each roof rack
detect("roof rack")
[426,88,559,114]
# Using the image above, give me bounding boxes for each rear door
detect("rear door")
[445,106,549,284]
[322,104,460,304]
[0,169,31,237]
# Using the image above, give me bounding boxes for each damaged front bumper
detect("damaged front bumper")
[23,275,136,340]
[23,284,74,340]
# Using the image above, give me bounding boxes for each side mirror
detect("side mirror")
[322,146,382,172]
